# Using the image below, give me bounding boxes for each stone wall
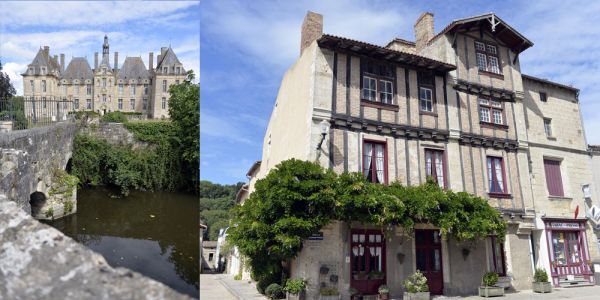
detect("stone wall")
[80,122,148,149]
[0,122,76,219]
[0,199,190,299]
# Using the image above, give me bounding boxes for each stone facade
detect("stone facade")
[21,36,187,119]
[245,10,600,298]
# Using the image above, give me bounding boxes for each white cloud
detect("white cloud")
[200,110,255,145]
[0,1,198,27]
[3,62,27,95]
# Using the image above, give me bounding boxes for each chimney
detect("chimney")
[94,52,98,69]
[157,54,162,66]
[414,12,434,53]
[161,47,167,56]
[60,54,65,71]
[149,52,154,70]
[53,55,58,64]
[114,52,119,71]
[300,11,323,54]
[43,46,49,56]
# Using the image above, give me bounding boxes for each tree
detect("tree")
[168,70,200,193]
[0,61,16,99]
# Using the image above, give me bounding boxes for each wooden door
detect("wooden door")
[350,229,386,295]
[415,230,443,295]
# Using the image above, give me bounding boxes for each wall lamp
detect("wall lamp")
[316,120,330,150]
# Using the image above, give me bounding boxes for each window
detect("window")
[208,253,213,262]
[540,92,547,102]
[176,67,180,74]
[41,67,46,75]
[143,99,148,110]
[475,41,501,74]
[143,84,148,95]
[351,230,384,279]
[361,60,395,105]
[102,94,106,103]
[62,85,67,95]
[163,67,168,73]
[30,80,34,93]
[118,84,123,95]
[102,78,106,88]
[544,159,564,197]
[29,67,34,75]
[552,231,581,266]
[74,99,79,109]
[118,99,123,110]
[42,97,47,108]
[489,236,506,276]
[162,80,167,92]
[425,149,445,188]
[479,98,504,125]
[161,97,167,109]
[86,84,92,95]
[363,141,386,184]
[42,80,46,93]
[487,156,506,194]
[130,99,135,110]
[74,85,79,95]
[131,85,136,96]
[86,99,92,109]
[544,118,553,137]
[419,87,433,112]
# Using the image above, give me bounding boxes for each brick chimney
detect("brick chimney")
[414,12,434,52]
[300,11,323,54]
[94,52,98,69]
[60,54,65,72]
[114,52,119,71]
[149,52,154,70]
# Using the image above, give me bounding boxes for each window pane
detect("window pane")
[487,44,497,54]
[490,101,502,108]
[475,41,486,51]
[425,150,432,177]
[420,87,433,112]
[480,107,490,123]
[488,56,500,74]
[477,53,488,71]
[375,144,385,183]
[479,98,489,105]
[552,232,567,265]
[435,152,444,188]
[567,232,581,264]
[493,110,503,124]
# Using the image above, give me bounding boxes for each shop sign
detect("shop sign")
[550,222,580,229]
[308,232,324,240]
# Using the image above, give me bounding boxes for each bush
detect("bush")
[265,283,285,299]
[319,287,339,296]
[378,284,389,294]
[284,278,305,295]
[233,274,242,280]
[403,270,428,293]
[101,111,128,123]
[482,272,499,286]
[534,268,549,283]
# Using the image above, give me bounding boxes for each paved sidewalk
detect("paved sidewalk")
[435,285,600,299]
[200,274,266,300]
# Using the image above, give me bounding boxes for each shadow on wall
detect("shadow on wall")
[29,191,46,217]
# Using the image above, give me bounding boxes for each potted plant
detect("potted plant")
[402,270,429,300]
[478,272,504,297]
[369,270,385,280]
[284,278,306,300]
[349,287,360,300]
[378,285,390,300]
[353,271,368,280]
[319,287,339,300]
[532,268,552,293]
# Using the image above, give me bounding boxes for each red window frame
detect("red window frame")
[424,149,446,188]
[490,236,507,276]
[362,140,388,184]
[544,159,564,197]
[487,156,508,197]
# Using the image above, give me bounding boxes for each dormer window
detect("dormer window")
[475,41,501,74]
[176,67,180,74]
[41,67,46,75]
[163,67,168,73]
[29,67,34,75]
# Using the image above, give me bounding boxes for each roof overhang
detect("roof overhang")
[246,160,262,178]
[432,13,533,54]
[522,74,579,94]
[318,34,456,73]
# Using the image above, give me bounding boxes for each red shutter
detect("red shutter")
[544,159,564,196]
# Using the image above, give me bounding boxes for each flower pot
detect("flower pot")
[378,292,390,300]
[287,290,306,300]
[403,292,430,300]
[319,295,339,300]
[478,286,504,297]
[532,282,552,293]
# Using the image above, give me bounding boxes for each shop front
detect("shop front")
[543,218,595,286]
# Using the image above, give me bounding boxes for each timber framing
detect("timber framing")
[454,79,516,101]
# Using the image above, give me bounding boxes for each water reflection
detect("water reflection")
[47,187,199,298]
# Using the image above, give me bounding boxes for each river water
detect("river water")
[46,187,199,298]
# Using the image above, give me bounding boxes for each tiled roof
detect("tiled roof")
[156,47,183,69]
[61,57,93,81]
[23,48,61,75]
[117,57,149,80]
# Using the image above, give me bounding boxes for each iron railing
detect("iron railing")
[0,97,74,132]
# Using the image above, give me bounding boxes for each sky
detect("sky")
[201,0,600,184]
[0,1,200,95]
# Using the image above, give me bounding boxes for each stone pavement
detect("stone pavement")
[434,285,600,300]
[200,274,267,300]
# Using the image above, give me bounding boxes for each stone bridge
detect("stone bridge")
[0,122,77,219]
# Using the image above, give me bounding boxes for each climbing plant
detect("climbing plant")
[227,159,507,291]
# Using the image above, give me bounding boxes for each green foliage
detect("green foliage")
[45,207,54,218]
[403,270,428,293]
[283,278,306,295]
[125,121,176,143]
[233,274,242,280]
[0,96,28,129]
[101,111,129,123]
[63,200,74,214]
[168,71,199,191]
[265,283,285,299]
[49,169,79,198]
[228,159,508,288]
[319,287,339,296]
[378,285,389,294]
[200,209,230,240]
[482,272,499,286]
[534,268,549,283]
[0,69,16,98]
[69,110,99,120]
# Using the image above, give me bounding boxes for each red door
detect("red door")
[350,229,386,295]
[415,230,443,295]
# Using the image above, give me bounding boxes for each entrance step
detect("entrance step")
[558,276,594,288]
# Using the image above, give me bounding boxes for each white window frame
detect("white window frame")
[379,79,393,104]
[362,76,377,101]
[544,118,553,137]
[130,99,135,110]
[419,87,433,112]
